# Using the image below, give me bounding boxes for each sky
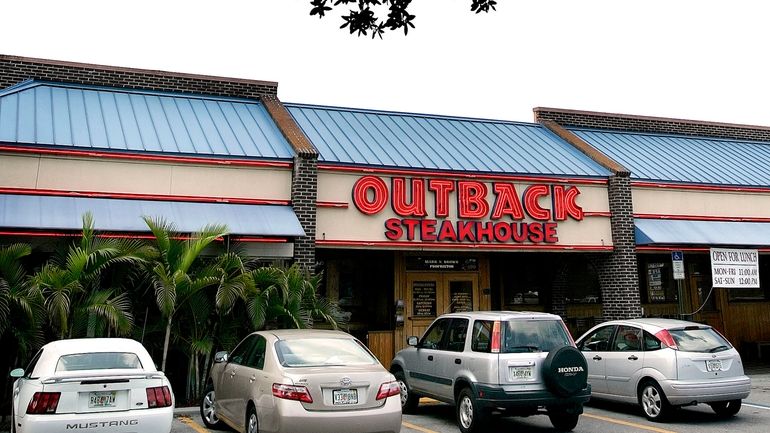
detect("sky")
[2,0,770,126]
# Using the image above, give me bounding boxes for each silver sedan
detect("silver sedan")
[201,329,402,433]
[576,318,750,421]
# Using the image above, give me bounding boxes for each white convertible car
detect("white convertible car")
[9,338,174,433]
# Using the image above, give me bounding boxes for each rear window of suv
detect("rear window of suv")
[669,327,732,353]
[503,320,571,353]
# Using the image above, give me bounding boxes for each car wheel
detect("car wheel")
[548,410,580,432]
[710,399,741,417]
[200,383,226,430]
[638,381,671,421]
[394,370,420,414]
[456,388,486,433]
[246,405,258,433]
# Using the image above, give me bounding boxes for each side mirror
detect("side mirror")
[10,368,24,378]
[407,336,419,347]
[214,351,229,363]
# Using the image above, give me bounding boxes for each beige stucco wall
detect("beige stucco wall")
[317,171,613,248]
[0,153,292,201]
[633,187,770,218]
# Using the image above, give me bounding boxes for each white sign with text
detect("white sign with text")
[710,248,760,288]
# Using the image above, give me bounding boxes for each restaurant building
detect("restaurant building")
[1,56,768,363]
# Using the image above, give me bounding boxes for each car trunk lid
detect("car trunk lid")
[282,365,393,411]
[669,326,744,381]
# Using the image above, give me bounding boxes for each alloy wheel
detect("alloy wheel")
[641,385,662,418]
[459,395,474,429]
[202,390,219,424]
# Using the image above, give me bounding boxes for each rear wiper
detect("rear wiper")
[708,345,729,353]
[507,345,541,352]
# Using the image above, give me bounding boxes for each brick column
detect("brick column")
[550,263,569,320]
[596,174,641,320]
[291,156,318,272]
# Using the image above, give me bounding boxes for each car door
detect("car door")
[605,325,644,397]
[577,325,615,395]
[436,318,469,398]
[410,318,451,397]
[217,335,257,424]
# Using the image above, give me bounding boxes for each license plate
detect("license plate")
[89,391,116,408]
[706,360,723,372]
[509,366,533,380]
[332,389,358,405]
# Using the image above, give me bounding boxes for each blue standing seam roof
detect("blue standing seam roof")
[0,194,306,237]
[0,80,295,160]
[285,104,611,178]
[571,128,770,187]
[635,219,770,246]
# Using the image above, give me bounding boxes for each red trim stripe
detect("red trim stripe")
[633,181,770,194]
[317,164,608,186]
[584,211,612,217]
[316,201,349,208]
[0,144,293,169]
[0,230,288,243]
[635,213,770,223]
[0,187,291,206]
[316,239,613,251]
[637,246,770,253]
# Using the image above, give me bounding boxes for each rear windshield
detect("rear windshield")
[503,320,571,353]
[670,327,732,353]
[56,352,143,372]
[275,338,378,367]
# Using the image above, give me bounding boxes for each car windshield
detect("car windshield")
[275,338,378,367]
[56,352,143,371]
[669,327,732,353]
[502,320,571,353]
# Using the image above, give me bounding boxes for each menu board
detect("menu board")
[412,281,437,317]
[647,263,665,302]
[450,281,474,312]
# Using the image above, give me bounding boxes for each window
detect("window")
[612,325,642,352]
[669,327,731,353]
[502,320,571,353]
[24,349,44,379]
[446,319,469,352]
[275,338,377,367]
[246,336,267,370]
[471,320,493,353]
[420,319,450,350]
[639,256,678,303]
[728,256,769,301]
[643,331,662,351]
[56,352,142,372]
[578,326,614,352]
[229,335,257,365]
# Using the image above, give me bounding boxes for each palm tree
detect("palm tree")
[32,214,150,339]
[0,243,45,358]
[143,217,229,371]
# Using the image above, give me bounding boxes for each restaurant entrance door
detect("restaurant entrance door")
[404,272,479,341]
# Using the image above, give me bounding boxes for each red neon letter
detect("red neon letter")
[392,178,427,217]
[384,218,403,240]
[523,185,550,221]
[428,179,455,218]
[353,176,388,215]
[552,186,584,221]
[491,183,524,220]
[458,181,489,219]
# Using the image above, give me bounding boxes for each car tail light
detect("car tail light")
[376,381,400,400]
[146,386,173,408]
[655,329,678,350]
[491,321,501,353]
[272,383,313,403]
[26,392,61,414]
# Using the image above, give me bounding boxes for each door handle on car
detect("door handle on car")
[593,355,602,361]
[427,355,434,361]
[229,370,237,378]
[455,358,461,365]
[249,375,256,383]
[628,355,638,361]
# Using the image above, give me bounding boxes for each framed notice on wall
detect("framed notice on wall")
[449,281,474,312]
[647,263,665,302]
[412,281,437,317]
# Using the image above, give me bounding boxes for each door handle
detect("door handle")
[249,375,256,383]
[229,370,237,377]
[593,355,602,361]
[628,355,638,361]
[427,355,434,361]
[455,358,461,365]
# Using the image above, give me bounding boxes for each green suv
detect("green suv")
[391,311,590,433]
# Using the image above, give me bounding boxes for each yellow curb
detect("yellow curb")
[178,415,211,433]
[402,420,441,433]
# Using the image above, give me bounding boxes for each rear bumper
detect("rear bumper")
[661,376,751,405]
[474,384,591,411]
[269,396,401,433]
[15,406,173,433]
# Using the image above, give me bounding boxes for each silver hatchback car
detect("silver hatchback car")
[576,318,751,421]
[201,329,402,433]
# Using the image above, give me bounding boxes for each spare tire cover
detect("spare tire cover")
[542,345,588,397]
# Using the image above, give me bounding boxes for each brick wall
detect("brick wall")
[594,174,641,320]
[535,107,770,142]
[291,156,318,272]
[0,54,277,98]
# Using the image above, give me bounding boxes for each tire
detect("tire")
[456,388,487,433]
[542,345,589,397]
[549,410,580,432]
[710,399,741,417]
[200,383,226,430]
[246,405,258,433]
[638,381,671,422]
[394,370,420,414]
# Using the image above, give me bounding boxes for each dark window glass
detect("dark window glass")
[670,327,731,353]
[579,326,615,352]
[25,349,44,379]
[471,320,493,353]
[446,319,469,352]
[643,331,662,351]
[420,319,450,350]
[502,320,571,353]
[247,336,267,370]
[229,335,257,365]
[56,353,142,371]
[728,256,769,301]
[612,325,642,352]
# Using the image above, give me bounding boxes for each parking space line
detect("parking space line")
[744,402,770,410]
[582,413,677,433]
[178,415,211,433]
[402,421,440,433]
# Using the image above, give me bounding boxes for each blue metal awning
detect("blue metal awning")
[0,194,305,237]
[635,219,770,246]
